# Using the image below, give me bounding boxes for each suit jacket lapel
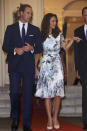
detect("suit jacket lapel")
[26,23,32,35]
[16,22,22,40]
[15,22,24,47]
[81,25,86,41]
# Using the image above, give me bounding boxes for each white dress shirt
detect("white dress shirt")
[14,21,34,54]
[84,24,87,36]
[19,20,28,37]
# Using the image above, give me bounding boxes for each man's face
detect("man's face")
[20,7,32,23]
[82,9,87,24]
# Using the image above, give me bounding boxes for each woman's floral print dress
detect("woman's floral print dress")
[35,33,65,98]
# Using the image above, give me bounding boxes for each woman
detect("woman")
[35,13,81,130]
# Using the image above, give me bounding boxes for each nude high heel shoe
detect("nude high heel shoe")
[47,125,53,130]
[53,119,60,129]
[47,121,53,130]
[54,124,60,129]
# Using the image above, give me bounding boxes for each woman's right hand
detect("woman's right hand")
[73,37,82,43]
[76,71,80,79]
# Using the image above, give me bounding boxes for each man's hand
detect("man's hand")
[15,48,24,55]
[23,43,34,52]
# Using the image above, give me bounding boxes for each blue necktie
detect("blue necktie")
[22,24,25,45]
[86,29,87,41]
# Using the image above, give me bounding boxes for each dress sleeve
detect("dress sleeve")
[60,33,65,44]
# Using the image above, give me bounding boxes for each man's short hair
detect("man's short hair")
[82,7,87,15]
[19,4,32,12]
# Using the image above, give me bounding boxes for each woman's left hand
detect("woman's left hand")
[35,67,40,79]
[73,37,82,43]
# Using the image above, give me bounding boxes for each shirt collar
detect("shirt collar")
[19,21,28,35]
[19,20,28,27]
[84,24,87,29]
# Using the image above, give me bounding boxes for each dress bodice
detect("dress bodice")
[43,33,65,55]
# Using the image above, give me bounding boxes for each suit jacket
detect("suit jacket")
[2,22,43,73]
[74,25,87,78]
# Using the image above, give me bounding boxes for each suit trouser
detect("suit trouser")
[81,77,87,125]
[9,71,34,127]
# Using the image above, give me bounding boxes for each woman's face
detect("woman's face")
[49,16,57,30]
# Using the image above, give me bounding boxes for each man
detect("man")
[74,7,87,130]
[2,4,43,131]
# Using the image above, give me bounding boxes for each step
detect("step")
[0,86,9,93]
[0,100,10,108]
[0,86,82,117]
[0,87,10,117]
[64,86,82,98]
[0,94,10,100]
[61,98,82,107]
[60,106,82,117]
[0,108,10,117]
[0,112,10,117]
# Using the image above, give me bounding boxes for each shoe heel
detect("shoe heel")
[47,126,53,130]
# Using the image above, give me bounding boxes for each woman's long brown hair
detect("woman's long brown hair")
[41,13,61,42]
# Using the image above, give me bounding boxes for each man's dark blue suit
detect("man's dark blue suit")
[2,22,43,127]
[74,25,87,127]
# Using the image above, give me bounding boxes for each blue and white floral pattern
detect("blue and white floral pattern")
[35,33,65,98]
